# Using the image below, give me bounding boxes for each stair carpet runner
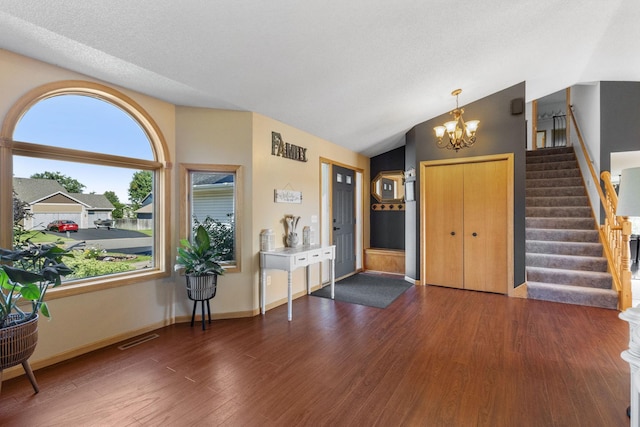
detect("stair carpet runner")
[525,146,618,309]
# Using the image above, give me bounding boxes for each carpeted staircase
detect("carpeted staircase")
[525,147,618,309]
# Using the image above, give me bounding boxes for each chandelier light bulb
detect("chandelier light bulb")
[434,89,479,152]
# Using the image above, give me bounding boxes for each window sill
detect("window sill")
[47,268,171,300]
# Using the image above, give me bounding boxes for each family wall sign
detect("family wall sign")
[271,131,308,162]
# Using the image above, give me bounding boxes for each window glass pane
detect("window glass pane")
[12,156,155,283]
[190,171,236,263]
[13,95,154,160]
[13,95,159,284]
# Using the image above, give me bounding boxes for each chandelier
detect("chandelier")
[433,89,479,151]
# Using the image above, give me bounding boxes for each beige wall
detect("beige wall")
[174,108,370,315]
[251,114,369,308]
[0,48,178,375]
[174,107,255,315]
[0,48,370,377]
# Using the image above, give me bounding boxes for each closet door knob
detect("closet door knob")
[450,231,456,236]
[472,232,478,237]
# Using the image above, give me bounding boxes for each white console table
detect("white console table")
[260,245,335,321]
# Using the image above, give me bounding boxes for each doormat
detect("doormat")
[310,273,412,308]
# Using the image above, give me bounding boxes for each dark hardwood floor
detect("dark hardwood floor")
[0,284,630,426]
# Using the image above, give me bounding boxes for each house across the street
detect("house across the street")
[13,177,114,230]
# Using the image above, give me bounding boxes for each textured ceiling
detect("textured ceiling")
[0,1,638,157]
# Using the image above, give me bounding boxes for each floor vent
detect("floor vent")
[118,333,159,350]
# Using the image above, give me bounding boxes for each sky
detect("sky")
[12,95,153,203]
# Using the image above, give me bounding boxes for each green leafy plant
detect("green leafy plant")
[0,242,74,328]
[193,214,234,261]
[65,256,133,278]
[175,225,225,276]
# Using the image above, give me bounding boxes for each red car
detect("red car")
[46,220,79,232]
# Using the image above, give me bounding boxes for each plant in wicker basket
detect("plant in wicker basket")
[0,241,73,393]
[175,225,224,330]
[175,225,225,277]
[0,242,73,327]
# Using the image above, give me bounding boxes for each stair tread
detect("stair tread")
[526,239,601,246]
[527,280,616,292]
[527,281,618,309]
[526,252,606,261]
[526,265,611,278]
[526,228,598,233]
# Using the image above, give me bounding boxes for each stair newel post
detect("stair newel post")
[620,217,633,310]
[615,217,622,269]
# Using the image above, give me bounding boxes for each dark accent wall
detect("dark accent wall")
[599,81,640,175]
[405,82,527,287]
[405,135,417,278]
[370,146,405,249]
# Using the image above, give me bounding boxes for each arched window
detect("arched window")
[0,81,170,295]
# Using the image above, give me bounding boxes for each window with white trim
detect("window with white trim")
[1,81,170,293]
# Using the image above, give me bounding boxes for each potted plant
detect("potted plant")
[0,241,73,393]
[175,225,224,330]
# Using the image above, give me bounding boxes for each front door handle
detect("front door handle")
[333,227,341,231]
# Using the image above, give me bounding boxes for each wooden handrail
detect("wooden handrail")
[600,171,624,301]
[570,106,633,310]
[568,108,608,210]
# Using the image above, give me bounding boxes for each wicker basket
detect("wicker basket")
[186,274,218,301]
[0,314,38,370]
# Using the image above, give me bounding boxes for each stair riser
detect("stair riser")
[525,217,595,230]
[525,253,608,272]
[526,207,592,218]
[527,177,584,188]
[526,151,575,162]
[526,196,589,207]
[526,160,578,171]
[526,169,582,180]
[526,268,612,289]
[526,229,599,243]
[526,241,603,257]
[526,187,585,197]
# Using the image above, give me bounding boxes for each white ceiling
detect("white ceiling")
[0,1,639,157]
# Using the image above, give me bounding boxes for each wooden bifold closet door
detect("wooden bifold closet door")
[424,158,508,294]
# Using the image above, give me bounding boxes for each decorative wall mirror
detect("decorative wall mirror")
[371,170,405,203]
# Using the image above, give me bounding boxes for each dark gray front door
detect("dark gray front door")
[332,165,356,278]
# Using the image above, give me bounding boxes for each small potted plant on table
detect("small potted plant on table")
[175,225,224,330]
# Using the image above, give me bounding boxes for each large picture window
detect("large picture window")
[180,164,242,273]
[0,81,170,295]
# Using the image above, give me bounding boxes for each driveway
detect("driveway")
[46,228,152,255]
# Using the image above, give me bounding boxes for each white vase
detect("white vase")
[286,232,299,247]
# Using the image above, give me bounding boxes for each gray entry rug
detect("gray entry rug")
[310,273,412,308]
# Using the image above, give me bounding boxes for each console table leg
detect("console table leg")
[261,268,266,314]
[331,258,335,299]
[288,270,293,321]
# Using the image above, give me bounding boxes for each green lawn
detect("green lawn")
[16,230,73,244]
